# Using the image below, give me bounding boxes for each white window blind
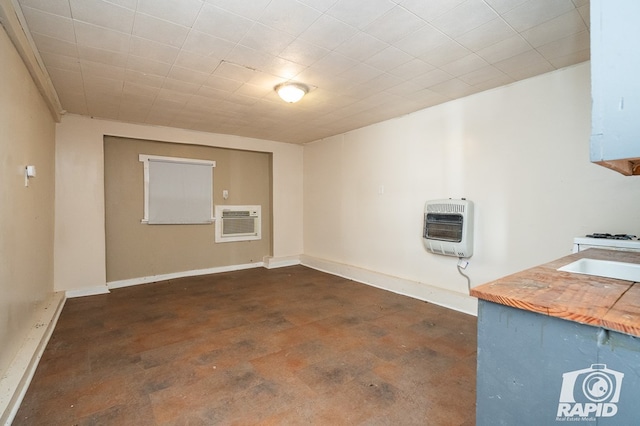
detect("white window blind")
[139,155,216,224]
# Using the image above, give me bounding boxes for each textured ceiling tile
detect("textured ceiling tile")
[536,30,590,61]
[193,3,254,43]
[203,0,272,20]
[16,0,590,144]
[77,45,128,67]
[132,13,190,48]
[20,6,75,43]
[299,14,359,51]
[493,49,554,79]
[39,52,81,72]
[501,0,576,32]
[278,38,330,67]
[334,31,389,62]
[387,58,435,79]
[260,56,306,80]
[174,51,221,74]
[213,61,258,82]
[137,0,204,27]
[455,18,518,52]
[80,59,125,81]
[311,52,359,77]
[430,0,499,39]
[18,0,71,17]
[412,68,452,88]
[69,0,135,33]
[400,0,466,22]
[74,21,130,54]
[129,36,180,64]
[167,66,210,85]
[418,39,471,67]
[125,55,173,77]
[440,53,488,77]
[429,77,475,99]
[482,0,528,14]
[258,0,322,36]
[365,46,413,72]
[326,0,396,29]
[520,9,587,48]
[458,64,508,85]
[239,23,296,57]
[476,34,531,64]
[203,75,243,93]
[123,69,165,88]
[363,5,426,44]
[181,31,236,58]
[224,45,275,72]
[547,49,589,69]
[394,24,450,57]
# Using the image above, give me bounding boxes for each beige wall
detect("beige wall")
[304,62,640,313]
[104,137,271,282]
[55,115,303,293]
[0,28,55,376]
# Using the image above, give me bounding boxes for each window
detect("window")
[139,154,216,224]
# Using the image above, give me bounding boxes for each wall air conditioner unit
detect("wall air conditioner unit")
[423,199,474,258]
[215,205,261,243]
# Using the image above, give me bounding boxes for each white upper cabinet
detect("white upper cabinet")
[590,0,640,175]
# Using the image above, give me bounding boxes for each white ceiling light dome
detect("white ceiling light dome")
[275,82,308,103]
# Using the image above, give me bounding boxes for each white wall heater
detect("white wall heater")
[423,199,474,258]
[214,205,261,243]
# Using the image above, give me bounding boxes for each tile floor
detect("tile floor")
[14,266,477,425]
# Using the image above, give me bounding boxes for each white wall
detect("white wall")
[303,62,640,314]
[0,26,61,420]
[55,115,303,294]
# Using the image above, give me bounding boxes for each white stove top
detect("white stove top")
[573,236,640,252]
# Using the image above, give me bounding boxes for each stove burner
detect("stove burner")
[586,233,637,240]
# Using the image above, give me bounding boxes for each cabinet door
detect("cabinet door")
[591,0,640,164]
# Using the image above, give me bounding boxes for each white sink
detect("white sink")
[558,258,640,282]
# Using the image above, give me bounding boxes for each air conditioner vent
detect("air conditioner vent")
[215,205,261,243]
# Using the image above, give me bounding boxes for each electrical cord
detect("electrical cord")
[457,258,471,294]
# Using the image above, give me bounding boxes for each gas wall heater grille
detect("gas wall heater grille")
[423,199,474,258]
[215,205,261,243]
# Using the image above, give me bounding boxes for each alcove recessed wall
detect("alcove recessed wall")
[104,136,272,283]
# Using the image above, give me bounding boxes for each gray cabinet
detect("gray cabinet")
[590,0,640,175]
[476,300,640,425]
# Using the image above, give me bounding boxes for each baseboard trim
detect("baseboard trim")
[1,291,66,425]
[262,255,301,269]
[300,255,478,316]
[65,285,110,299]
[107,262,265,290]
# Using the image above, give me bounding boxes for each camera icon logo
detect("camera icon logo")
[557,364,624,419]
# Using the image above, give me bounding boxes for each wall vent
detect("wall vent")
[215,205,261,243]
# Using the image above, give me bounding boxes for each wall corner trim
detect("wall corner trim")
[300,255,478,316]
[0,291,66,425]
[262,255,301,269]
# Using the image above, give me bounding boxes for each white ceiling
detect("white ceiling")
[15,0,590,144]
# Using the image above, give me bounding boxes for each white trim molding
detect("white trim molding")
[107,262,265,290]
[262,255,301,269]
[1,292,65,425]
[65,285,110,299]
[300,255,478,316]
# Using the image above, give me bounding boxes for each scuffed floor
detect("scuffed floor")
[15,266,477,425]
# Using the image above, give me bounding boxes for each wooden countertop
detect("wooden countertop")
[470,249,640,337]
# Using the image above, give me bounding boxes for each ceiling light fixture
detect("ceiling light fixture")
[275,82,308,103]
